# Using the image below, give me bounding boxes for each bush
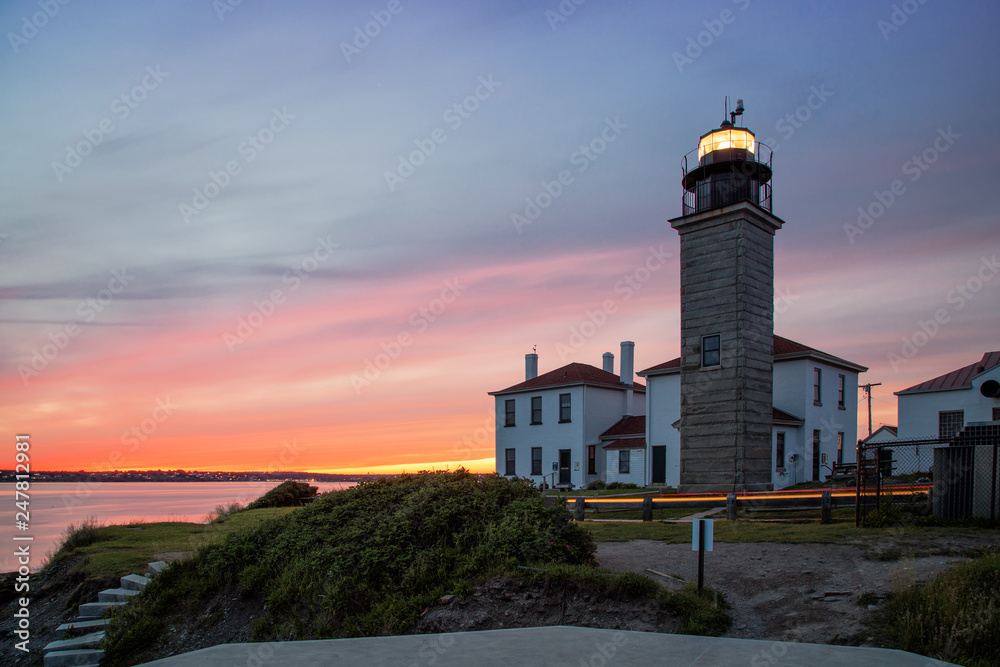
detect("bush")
[103,470,597,655]
[586,480,606,490]
[245,481,318,510]
[58,518,110,552]
[877,548,1000,665]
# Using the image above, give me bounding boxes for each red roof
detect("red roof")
[600,415,646,438]
[896,352,1000,395]
[489,362,645,395]
[638,335,867,376]
[602,437,646,450]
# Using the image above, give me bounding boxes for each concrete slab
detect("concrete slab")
[98,587,140,602]
[43,631,105,652]
[43,648,103,667]
[77,600,127,618]
[135,626,956,666]
[122,573,151,590]
[56,618,110,638]
[147,561,169,575]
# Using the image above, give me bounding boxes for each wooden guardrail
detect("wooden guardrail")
[546,488,927,524]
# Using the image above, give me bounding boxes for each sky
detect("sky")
[1,0,998,475]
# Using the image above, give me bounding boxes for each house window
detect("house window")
[775,432,785,470]
[938,410,964,440]
[837,375,845,410]
[701,334,721,367]
[504,448,516,476]
[504,399,515,427]
[812,430,821,480]
[993,408,1000,422]
[813,368,822,405]
[619,450,630,474]
[837,432,844,464]
[531,447,542,476]
[530,396,542,425]
[559,393,571,423]
[587,445,596,475]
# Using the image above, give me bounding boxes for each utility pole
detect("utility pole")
[859,382,882,437]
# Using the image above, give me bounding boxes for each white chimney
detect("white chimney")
[620,341,634,386]
[603,352,614,373]
[525,353,538,380]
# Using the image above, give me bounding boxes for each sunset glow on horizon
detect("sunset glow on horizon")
[1,2,998,474]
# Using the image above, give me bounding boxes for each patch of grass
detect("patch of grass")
[872,548,1000,666]
[514,564,730,636]
[40,508,296,586]
[102,471,600,663]
[584,518,988,545]
[58,518,111,552]
[546,488,674,497]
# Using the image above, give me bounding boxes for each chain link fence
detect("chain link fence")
[856,433,1000,526]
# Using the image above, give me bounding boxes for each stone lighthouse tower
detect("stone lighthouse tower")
[670,100,783,493]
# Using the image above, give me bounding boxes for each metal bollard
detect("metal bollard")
[821,490,832,524]
[726,493,737,521]
[574,497,585,522]
[642,496,652,522]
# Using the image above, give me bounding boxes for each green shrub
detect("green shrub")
[245,481,318,510]
[877,548,1000,665]
[606,482,640,490]
[586,480,606,490]
[58,518,110,552]
[103,470,597,657]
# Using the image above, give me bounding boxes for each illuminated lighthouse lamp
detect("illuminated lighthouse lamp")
[681,99,773,215]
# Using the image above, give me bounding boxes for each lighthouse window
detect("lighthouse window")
[701,335,721,368]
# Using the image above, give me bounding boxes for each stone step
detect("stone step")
[55,618,110,638]
[98,587,140,602]
[147,560,169,575]
[43,631,105,653]
[77,600,127,618]
[121,573,151,590]
[43,648,104,667]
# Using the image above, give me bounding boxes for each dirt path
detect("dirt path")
[596,534,998,646]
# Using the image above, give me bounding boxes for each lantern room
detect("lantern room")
[681,100,773,215]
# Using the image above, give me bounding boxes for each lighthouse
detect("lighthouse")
[669,100,783,493]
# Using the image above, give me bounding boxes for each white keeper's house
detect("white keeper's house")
[491,336,867,490]
[489,342,645,489]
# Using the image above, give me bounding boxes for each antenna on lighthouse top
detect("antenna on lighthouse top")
[730,98,745,127]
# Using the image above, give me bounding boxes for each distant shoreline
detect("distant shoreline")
[0,472,382,484]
